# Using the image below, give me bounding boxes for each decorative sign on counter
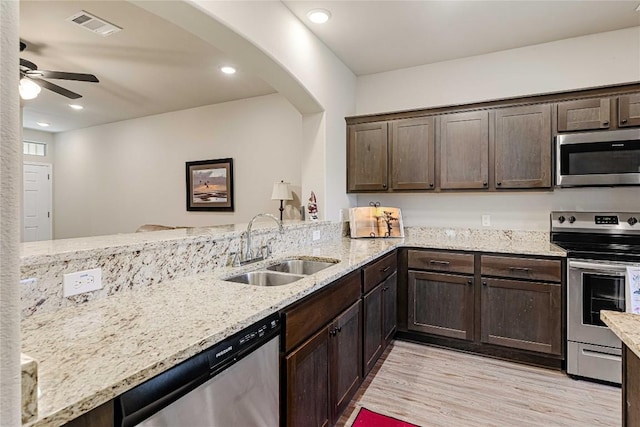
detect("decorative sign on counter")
[627,266,640,314]
[349,205,404,238]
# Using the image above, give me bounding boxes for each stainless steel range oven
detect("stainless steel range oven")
[551,211,640,384]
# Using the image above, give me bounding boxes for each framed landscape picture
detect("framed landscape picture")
[186,158,234,211]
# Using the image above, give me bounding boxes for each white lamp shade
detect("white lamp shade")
[19,78,41,100]
[271,181,293,200]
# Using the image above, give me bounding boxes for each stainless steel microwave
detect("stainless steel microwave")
[556,128,640,187]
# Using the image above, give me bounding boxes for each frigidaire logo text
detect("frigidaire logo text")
[216,345,233,358]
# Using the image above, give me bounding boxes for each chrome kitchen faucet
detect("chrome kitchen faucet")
[235,213,284,266]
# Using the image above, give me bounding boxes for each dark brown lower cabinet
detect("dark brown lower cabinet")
[382,273,398,345]
[285,301,362,427]
[623,345,640,427]
[286,328,330,427]
[329,301,362,424]
[407,271,474,341]
[480,278,561,355]
[363,272,397,376]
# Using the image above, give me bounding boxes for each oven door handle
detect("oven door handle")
[569,260,629,274]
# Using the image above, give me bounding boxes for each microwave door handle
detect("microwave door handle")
[569,260,629,274]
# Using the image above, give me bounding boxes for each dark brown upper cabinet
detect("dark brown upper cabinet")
[347,122,388,192]
[557,98,610,132]
[619,94,640,128]
[390,117,435,190]
[494,104,552,189]
[346,82,640,194]
[439,111,489,190]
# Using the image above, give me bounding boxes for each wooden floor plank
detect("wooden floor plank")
[337,340,620,427]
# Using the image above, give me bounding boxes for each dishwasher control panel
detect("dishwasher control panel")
[207,313,280,368]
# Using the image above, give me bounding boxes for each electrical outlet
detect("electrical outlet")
[63,268,102,297]
[482,215,491,227]
[313,230,321,241]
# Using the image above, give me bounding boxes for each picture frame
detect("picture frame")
[185,158,234,211]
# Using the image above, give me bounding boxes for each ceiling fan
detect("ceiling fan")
[19,41,99,100]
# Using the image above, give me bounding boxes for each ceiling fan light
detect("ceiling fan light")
[19,78,41,100]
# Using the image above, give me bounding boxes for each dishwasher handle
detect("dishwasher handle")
[115,353,210,427]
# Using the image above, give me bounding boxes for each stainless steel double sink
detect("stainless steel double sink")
[224,258,339,286]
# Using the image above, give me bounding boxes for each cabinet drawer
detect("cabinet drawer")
[363,251,397,293]
[408,250,474,274]
[481,255,561,282]
[283,270,361,353]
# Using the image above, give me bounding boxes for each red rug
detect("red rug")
[353,407,419,427]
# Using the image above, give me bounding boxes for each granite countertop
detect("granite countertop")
[21,233,565,426]
[601,311,640,359]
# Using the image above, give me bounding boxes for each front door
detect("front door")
[23,162,52,242]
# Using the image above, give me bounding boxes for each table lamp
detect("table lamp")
[271,181,293,221]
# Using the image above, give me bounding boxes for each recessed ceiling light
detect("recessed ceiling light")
[220,66,236,75]
[69,104,84,110]
[307,9,331,24]
[36,122,50,127]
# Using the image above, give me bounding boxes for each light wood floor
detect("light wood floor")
[337,341,621,427]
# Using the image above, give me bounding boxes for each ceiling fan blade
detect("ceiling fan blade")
[31,77,83,99]
[36,70,99,83]
[20,58,38,70]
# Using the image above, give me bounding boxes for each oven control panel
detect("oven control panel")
[595,215,619,225]
[551,211,640,234]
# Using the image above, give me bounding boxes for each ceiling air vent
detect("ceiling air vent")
[66,11,122,37]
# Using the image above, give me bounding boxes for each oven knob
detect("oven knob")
[558,216,566,224]
[629,217,638,226]
[568,216,576,224]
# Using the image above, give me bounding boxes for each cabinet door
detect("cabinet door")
[329,301,362,425]
[347,122,388,192]
[619,94,640,128]
[390,117,435,190]
[408,271,474,341]
[286,328,330,427]
[557,98,610,131]
[382,272,398,346]
[624,345,640,427]
[439,111,489,189]
[363,284,383,377]
[480,278,561,355]
[494,104,551,189]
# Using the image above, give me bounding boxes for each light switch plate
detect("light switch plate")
[482,215,491,227]
[313,230,321,241]
[63,268,102,297]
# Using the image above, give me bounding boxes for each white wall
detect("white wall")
[167,0,358,221]
[356,27,640,230]
[53,93,303,239]
[357,27,640,114]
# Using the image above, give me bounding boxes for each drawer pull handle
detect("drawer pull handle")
[509,267,531,273]
[467,279,473,286]
[482,281,487,287]
[381,266,392,273]
[429,260,450,266]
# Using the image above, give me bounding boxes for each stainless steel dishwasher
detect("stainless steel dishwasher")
[115,313,280,427]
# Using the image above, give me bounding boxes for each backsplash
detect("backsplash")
[20,221,341,318]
